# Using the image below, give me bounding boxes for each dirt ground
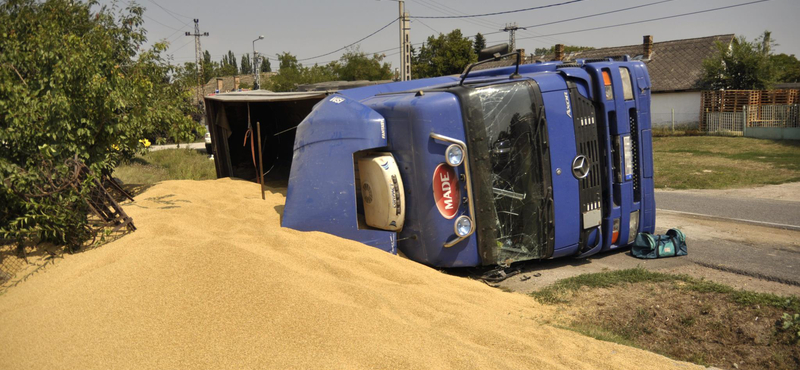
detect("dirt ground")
[548,282,800,370]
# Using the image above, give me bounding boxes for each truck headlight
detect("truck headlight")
[622,135,634,181]
[627,210,640,244]
[454,215,473,237]
[445,144,464,167]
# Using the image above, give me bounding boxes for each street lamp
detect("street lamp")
[253,35,265,89]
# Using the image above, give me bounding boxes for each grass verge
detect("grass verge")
[532,268,800,369]
[114,149,216,185]
[653,136,800,189]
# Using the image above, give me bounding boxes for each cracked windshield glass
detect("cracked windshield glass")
[471,82,550,263]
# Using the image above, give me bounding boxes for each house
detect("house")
[475,34,736,127]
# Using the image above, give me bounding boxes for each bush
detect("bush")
[0,0,196,248]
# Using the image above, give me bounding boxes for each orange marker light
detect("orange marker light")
[602,71,614,100]
[611,218,620,244]
[602,71,612,86]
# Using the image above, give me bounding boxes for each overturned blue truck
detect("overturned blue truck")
[207,52,656,268]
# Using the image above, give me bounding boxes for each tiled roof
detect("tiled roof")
[471,34,735,93]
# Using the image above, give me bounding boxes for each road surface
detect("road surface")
[494,187,800,297]
[655,190,800,229]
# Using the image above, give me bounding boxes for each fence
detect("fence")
[704,111,746,136]
[700,90,799,131]
[705,104,800,138]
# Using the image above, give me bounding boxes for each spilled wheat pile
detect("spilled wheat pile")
[0,179,700,369]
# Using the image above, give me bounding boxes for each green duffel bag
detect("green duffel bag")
[631,229,687,259]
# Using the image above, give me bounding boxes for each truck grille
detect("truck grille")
[629,108,640,202]
[568,85,603,217]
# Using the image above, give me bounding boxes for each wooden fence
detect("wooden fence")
[700,90,799,130]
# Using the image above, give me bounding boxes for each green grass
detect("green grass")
[530,268,800,311]
[653,136,800,189]
[114,149,216,185]
[556,322,640,348]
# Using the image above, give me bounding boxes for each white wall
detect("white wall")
[650,91,702,128]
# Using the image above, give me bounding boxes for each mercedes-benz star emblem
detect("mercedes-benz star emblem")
[572,155,590,179]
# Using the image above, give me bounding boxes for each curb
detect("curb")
[657,209,800,232]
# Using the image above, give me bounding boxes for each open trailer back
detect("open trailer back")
[208,53,656,268]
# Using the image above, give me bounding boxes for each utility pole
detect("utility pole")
[253,35,265,90]
[501,22,526,52]
[186,19,209,106]
[398,1,411,81]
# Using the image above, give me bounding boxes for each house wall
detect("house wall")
[650,91,702,128]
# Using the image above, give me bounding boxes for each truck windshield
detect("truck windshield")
[464,81,552,265]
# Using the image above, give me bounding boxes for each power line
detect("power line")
[411,0,583,19]
[413,18,440,35]
[519,0,676,30]
[514,0,773,41]
[146,0,192,23]
[296,17,399,61]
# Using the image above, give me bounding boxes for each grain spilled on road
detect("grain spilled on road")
[0,178,699,369]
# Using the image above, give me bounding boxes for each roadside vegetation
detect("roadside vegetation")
[532,268,800,369]
[653,136,800,189]
[114,149,216,186]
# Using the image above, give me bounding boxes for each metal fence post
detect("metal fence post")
[742,106,748,137]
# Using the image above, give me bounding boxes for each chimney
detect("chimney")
[554,44,565,61]
[216,78,223,93]
[234,76,240,91]
[518,48,526,64]
[643,35,654,59]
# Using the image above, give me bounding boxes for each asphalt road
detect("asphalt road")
[655,190,800,228]
[495,209,800,297]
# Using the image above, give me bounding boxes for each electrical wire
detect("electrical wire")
[410,0,583,19]
[413,18,440,35]
[296,17,399,61]
[513,0,773,41]
[146,0,193,22]
[519,0,675,30]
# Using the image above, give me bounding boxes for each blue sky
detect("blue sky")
[103,0,800,70]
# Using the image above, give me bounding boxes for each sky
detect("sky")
[101,0,800,71]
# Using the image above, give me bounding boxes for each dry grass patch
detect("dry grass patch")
[653,137,800,189]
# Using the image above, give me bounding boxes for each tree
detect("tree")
[335,47,393,81]
[701,32,775,90]
[260,57,271,73]
[473,33,486,56]
[218,50,237,76]
[241,54,252,75]
[533,45,594,56]
[771,53,800,83]
[412,29,477,78]
[0,0,196,248]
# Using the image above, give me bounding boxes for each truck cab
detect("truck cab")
[282,55,655,267]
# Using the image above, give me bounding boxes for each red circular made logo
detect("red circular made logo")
[432,163,460,219]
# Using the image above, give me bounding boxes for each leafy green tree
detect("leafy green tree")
[0,0,196,248]
[412,29,477,78]
[701,32,775,90]
[335,47,393,81]
[219,50,238,76]
[260,57,272,73]
[240,54,252,75]
[267,52,304,92]
[473,33,486,56]
[771,53,800,83]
